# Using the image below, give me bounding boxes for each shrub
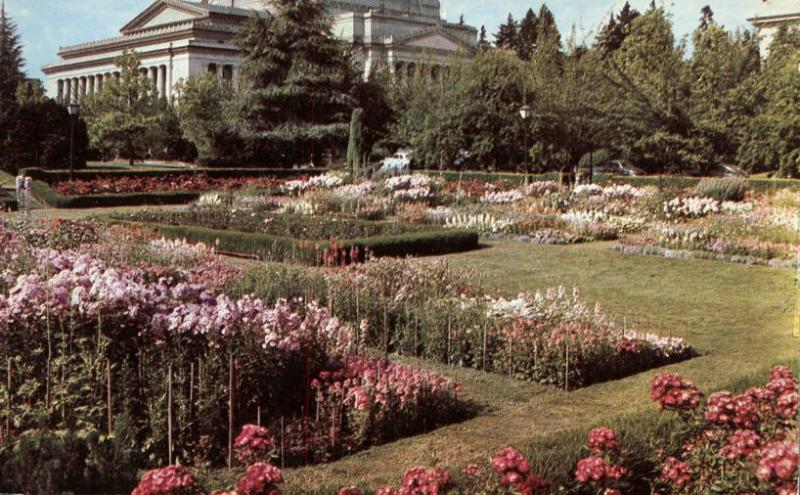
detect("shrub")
[692,177,749,202]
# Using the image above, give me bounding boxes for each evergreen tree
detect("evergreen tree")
[517,8,539,61]
[596,2,640,56]
[477,25,491,51]
[176,74,240,163]
[0,0,24,169]
[238,0,356,165]
[346,107,365,176]
[536,4,561,49]
[495,14,519,52]
[699,5,714,30]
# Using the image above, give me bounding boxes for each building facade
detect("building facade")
[749,0,800,57]
[42,0,477,104]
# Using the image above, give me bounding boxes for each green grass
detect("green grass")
[233,240,794,493]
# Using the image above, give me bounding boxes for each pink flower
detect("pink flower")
[756,440,799,484]
[650,372,703,413]
[236,462,284,495]
[400,466,453,495]
[131,465,202,495]
[719,430,762,459]
[575,456,626,485]
[338,487,363,495]
[234,424,274,465]
[660,457,691,488]
[587,427,621,453]
[491,448,548,495]
[376,487,400,495]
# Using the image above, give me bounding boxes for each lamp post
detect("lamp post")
[519,103,531,183]
[68,103,80,178]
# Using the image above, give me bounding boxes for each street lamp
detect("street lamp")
[68,103,80,178]
[519,104,531,183]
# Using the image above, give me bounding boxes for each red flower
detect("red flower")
[338,487,363,495]
[400,466,453,495]
[236,462,284,495]
[234,424,275,465]
[650,372,703,413]
[376,487,400,495]
[575,456,626,485]
[719,429,762,459]
[132,465,202,495]
[587,427,621,453]
[704,392,760,428]
[660,457,691,488]
[756,440,799,484]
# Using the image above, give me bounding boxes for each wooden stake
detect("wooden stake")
[565,343,570,392]
[482,323,488,371]
[280,416,285,470]
[228,353,234,469]
[257,405,261,427]
[6,358,11,438]
[167,364,173,465]
[107,360,113,436]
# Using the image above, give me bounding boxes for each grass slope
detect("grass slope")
[263,241,795,492]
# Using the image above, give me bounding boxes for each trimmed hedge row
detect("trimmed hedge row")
[427,170,800,192]
[30,180,200,209]
[20,166,326,183]
[117,221,480,264]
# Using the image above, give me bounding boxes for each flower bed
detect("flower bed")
[113,210,480,264]
[0,224,466,494]
[53,174,289,195]
[247,258,696,390]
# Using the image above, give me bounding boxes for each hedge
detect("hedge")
[29,180,200,209]
[19,166,326,183]
[426,170,800,192]
[115,221,480,264]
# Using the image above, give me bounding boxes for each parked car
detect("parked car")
[713,163,747,177]
[593,160,647,177]
[375,149,414,176]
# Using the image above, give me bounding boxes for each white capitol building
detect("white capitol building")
[43,0,477,104]
[749,0,800,56]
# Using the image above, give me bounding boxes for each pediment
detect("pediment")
[404,32,464,51]
[121,1,207,34]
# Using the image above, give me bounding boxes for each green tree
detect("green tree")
[689,20,760,162]
[83,51,162,165]
[495,14,519,51]
[517,9,538,61]
[176,74,240,163]
[0,1,24,170]
[737,28,800,176]
[596,2,640,56]
[238,0,356,165]
[602,6,711,173]
[346,107,365,176]
[477,25,491,51]
[536,4,561,49]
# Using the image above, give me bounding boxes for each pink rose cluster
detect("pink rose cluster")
[377,466,452,495]
[654,366,799,494]
[650,372,703,413]
[234,424,275,465]
[587,427,621,454]
[131,465,203,495]
[491,447,549,495]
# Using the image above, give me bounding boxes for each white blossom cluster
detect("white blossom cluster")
[663,197,720,219]
[481,190,525,204]
[444,213,512,233]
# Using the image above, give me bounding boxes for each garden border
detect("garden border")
[20,167,326,209]
[113,220,481,262]
[426,170,800,192]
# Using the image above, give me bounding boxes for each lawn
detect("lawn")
[252,240,796,493]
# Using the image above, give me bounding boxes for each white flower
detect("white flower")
[481,190,525,204]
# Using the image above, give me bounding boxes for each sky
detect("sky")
[4,0,763,81]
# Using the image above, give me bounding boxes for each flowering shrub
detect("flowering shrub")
[482,190,525,204]
[132,465,203,495]
[234,424,275,465]
[653,366,799,494]
[525,180,562,196]
[311,356,462,450]
[283,173,343,194]
[236,463,284,495]
[54,174,286,195]
[384,175,433,192]
[444,213,512,233]
[491,447,549,494]
[573,184,603,196]
[663,196,720,219]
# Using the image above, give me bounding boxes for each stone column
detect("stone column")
[64,79,71,104]
[158,65,167,98]
[72,78,79,103]
[57,80,64,104]
[88,76,95,96]
[96,74,103,93]
[149,67,158,94]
